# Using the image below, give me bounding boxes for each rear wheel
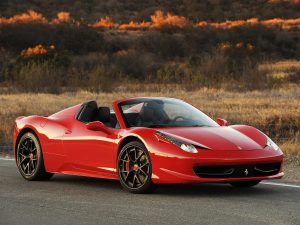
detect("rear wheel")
[16,132,53,181]
[118,141,156,193]
[230,180,261,188]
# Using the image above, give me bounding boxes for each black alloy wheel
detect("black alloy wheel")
[16,132,53,181]
[118,141,156,193]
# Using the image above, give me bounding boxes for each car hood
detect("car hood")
[156,126,265,151]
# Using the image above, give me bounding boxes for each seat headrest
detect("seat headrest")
[98,107,110,122]
[78,101,98,123]
[140,107,155,122]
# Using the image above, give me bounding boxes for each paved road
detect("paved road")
[0,159,299,225]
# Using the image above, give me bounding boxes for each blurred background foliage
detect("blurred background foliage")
[0,0,299,93]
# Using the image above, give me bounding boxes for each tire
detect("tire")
[230,180,261,188]
[117,141,156,193]
[16,132,53,181]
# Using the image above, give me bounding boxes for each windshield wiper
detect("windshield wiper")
[147,124,209,128]
[147,124,170,128]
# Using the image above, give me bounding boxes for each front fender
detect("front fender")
[117,128,196,183]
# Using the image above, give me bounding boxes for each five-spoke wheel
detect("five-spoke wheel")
[118,141,155,193]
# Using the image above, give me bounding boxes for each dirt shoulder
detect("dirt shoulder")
[282,154,300,184]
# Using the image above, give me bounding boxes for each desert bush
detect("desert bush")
[0,50,13,83]
[0,23,104,54]
[228,25,300,59]
[181,25,300,60]
[69,53,110,72]
[137,30,184,59]
[112,50,156,79]
[273,29,300,59]
[67,61,121,93]
[18,45,71,68]
[197,53,230,84]
[1,0,300,23]
[86,65,119,92]
[52,24,104,54]
[180,28,218,57]
[11,61,63,93]
[152,63,206,90]
[0,13,299,92]
[103,33,135,53]
[238,61,275,90]
[287,67,300,83]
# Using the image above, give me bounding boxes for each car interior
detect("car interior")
[122,101,169,127]
[76,101,119,128]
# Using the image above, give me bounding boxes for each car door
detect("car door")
[61,118,118,178]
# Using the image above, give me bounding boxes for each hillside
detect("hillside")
[0,0,299,92]
[1,0,300,22]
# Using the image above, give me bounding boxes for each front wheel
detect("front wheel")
[117,141,156,193]
[16,132,53,181]
[230,180,261,188]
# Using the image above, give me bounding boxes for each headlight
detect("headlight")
[155,131,198,153]
[265,136,280,151]
[258,130,281,152]
[180,143,198,153]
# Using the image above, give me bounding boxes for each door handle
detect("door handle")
[65,129,72,134]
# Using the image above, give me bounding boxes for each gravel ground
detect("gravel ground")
[282,154,300,184]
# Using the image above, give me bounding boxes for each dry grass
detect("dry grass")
[280,134,299,155]
[258,60,300,72]
[258,60,300,80]
[0,85,299,155]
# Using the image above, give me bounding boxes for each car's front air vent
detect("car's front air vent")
[193,163,281,178]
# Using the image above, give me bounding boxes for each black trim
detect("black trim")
[193,163,281,178]
[75,105,85,120]
[75,100,97,123]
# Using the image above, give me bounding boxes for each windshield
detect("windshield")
[118,98,218,128]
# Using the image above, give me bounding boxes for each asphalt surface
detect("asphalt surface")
[0,159,299,225]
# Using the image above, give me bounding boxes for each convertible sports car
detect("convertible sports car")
[14,97,283,193]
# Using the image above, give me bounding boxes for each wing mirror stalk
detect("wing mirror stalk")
[86,121,113,134]
[216,118,228,126]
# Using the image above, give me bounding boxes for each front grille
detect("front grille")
[193,163,281,178]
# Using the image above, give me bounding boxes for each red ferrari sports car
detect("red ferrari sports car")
[14,97,283,193]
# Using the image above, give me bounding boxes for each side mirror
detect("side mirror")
[86,121,113,134]
[216,118,228,126]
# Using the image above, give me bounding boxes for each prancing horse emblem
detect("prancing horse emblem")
[244,169,249,176]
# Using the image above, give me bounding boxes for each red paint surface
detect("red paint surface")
[14,98,283,184]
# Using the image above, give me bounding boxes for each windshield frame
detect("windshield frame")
[117,98,219,128]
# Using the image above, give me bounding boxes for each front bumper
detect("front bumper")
[151,148,283,184]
